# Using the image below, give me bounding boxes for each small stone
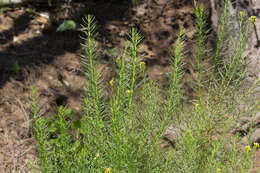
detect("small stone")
[13,36,19,43]
[253,113,260,127]
[136,4,147,16]
[232,117,252,135]
[239,117,251,126]
[39,12,50,19]
[35,30,41,35]
[241,123,250,132]
[123,21,129,25]
[251,128,260,144]
[63,80,70,87]
[163,124,181,146]
[35,16,49,24]
[47,75,53,80]
[119,30,126,37]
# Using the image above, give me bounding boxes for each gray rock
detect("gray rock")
[136,4,148,17]
[163,122,189,146]
[251,128,260,144]
[232,113,260,136]
[232,117,251,136]
[253,113,260,128]
[210,0,249,55]
[163,125,181,146]
[240,117,251,125]
[210,0,260,80]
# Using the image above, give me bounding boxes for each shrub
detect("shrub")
[32,0,259,172]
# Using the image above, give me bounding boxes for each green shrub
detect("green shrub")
[32,1,259,172]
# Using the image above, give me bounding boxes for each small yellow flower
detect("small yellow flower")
[245,145,251,153]
[195,103,199,112]
[116,56,121,67]
[126,89,131,96]
[105,168,111,173]
[216,168,222,173]
[139,61,146,73]
[253,142,260,149]
[249,16,257,25]
[239,11,245,18]
[110,79,114,87]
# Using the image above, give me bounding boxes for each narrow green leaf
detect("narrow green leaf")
[72,120,82,130]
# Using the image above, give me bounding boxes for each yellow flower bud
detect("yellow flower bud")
[109,79,114,87]
[105,168,111,173]
[195,103,199,112]
[139,61,146,73]
[245,145,251,153]
[239,11,244,18]
[126,90,131,96]
[116,56,121,67]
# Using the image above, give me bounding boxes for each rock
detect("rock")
[232,113,260,134]
[240,117,251,125]
[251,128,260,144]
[253,113,260,128]
[163,124,182,146]
[232,117,251,136]
[136,4,148,17]
[241,123,250,133]
[119,30,126,37]
[210,0,260,80]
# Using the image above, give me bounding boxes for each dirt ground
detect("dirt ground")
[0,0,259,172]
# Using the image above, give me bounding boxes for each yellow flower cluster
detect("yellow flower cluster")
[253,142,259,149]
[249,16,257,25]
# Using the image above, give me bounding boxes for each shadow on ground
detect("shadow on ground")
[0,0,132,88]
